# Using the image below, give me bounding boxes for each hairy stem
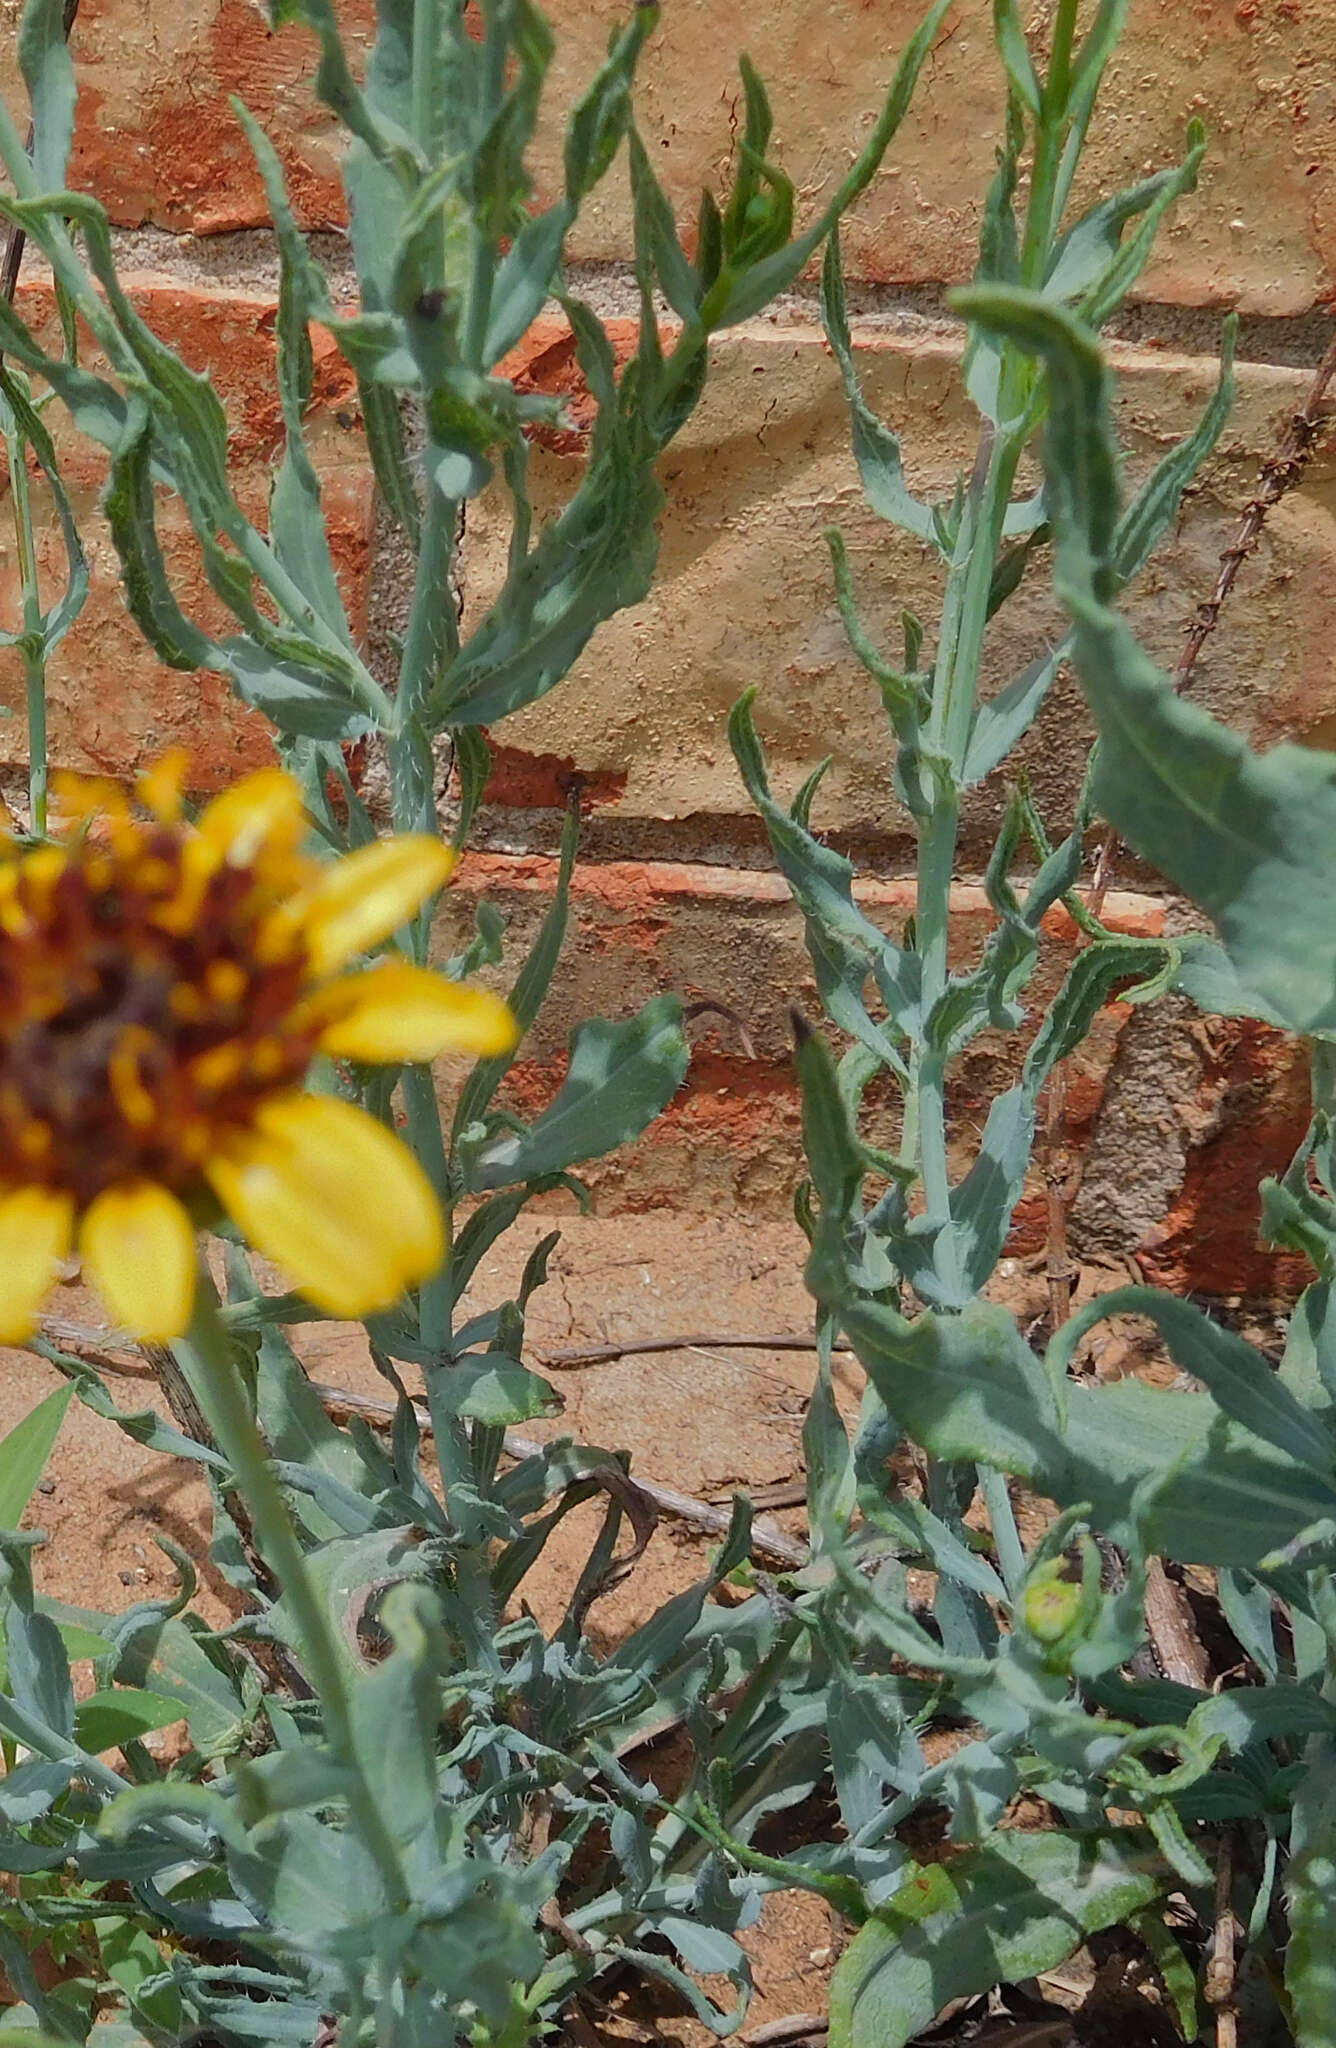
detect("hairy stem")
[6,406,46,834]
[174,1276,410,1911]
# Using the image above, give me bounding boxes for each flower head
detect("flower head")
[0,756,515,1343]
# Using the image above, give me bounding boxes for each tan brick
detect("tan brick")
[2,1,1327,311]
[461,316,1336,857]
[0,274,375,785]
[537,0,1336,315]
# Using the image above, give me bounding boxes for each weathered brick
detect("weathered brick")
[434,851,1314,1296]
[0,275,375,784]
[4,0,375,233]
[0,2,1327,312]
[536,0,1336,315]
[462,314,1336,860]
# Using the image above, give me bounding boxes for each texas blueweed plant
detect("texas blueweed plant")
[0,0,1329,2044]
[0,0,1029,2043]
[733,3,1336,2043]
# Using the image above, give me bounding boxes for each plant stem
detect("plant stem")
[174,1276,410,1911]
[1020,0,1080,289]
[6,404,46,834]
[463,0,509,367]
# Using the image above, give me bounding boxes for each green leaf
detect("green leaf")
[956,285,1336,1036]
[1287,1737,1336,2047]
[1062,1378,1336,1565]
[228,1810,385,1945]
[102,394,218,671]
[563,4,657,202]
[1045,154,1205,317]
[1111,317,1235,586]
[485,201,573,363]
[221,636,371,740]
[234,100,353,647]
[697,0,954,330]
[991,0,1041,114]
[0,1385,73,1530]
[839,1298,1063,1481]
[829,1829,1169,2048]
[1173,933,1292,1027]
[962,644,1066,785]
[74,1688,182,1755]
[1051,1285,1336,1474]
[823,232,936,544]
[112,1614,246,1753]
[434,410,664,728]
[731,686,919,1074]
[17,0,75,192]
[470,995,688,1189]
[452,798,579,1141]
[442,1358,561,1428]
[254,1319,393,1540]
[0,365,88,654]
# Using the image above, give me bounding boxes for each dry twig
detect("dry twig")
[1142,1558,1211,1691]
[533,1332,848,1370]
[1204,1830,1240,2048]
[32,1315,809,1570]
[735,2017,829,2047]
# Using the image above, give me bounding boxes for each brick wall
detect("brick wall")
[1,0,1333,1297]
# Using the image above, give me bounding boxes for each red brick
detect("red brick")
[57,0,374,233]
[434,852,1164,1216]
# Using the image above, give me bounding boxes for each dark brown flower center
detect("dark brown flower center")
[0,827,320,1207]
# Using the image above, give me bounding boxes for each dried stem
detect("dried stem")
[1175,331,1336,693]
[532,1331,849,1370]
[1204,1829,1240,2048]
[1143,1557,1211,1691]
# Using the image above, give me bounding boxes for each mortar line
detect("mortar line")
[94,226,1336,372]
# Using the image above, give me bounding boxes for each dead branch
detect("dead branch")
[736,2018,829,2047]
[1204,1830,1240,2048]
[1143,1558,1211,1691]
[533,1332,848,1370]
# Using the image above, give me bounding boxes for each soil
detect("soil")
[0,1214,1226,2045]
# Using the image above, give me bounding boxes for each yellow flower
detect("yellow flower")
[0,756,515,1344]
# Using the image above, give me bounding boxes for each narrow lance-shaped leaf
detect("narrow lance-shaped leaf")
[698,0,954,330]
[822,231,937,545]
[955,285,1336,1036]
[829,1829,1170,2048]
[17,0,75,193]
[469,995,689,1190]
[235,100,354,648]
[0,1385,74,1531]
[0,365,87,652]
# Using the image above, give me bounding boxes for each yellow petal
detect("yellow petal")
[79,1182,197,1342]
[196,769,306,868]
[315,962,517,1064]
[300,837,457,977]
[137,749,189,824]
[0,1187,73,1344]
[205,1093,444,1318]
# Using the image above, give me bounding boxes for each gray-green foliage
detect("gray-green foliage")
[734,1,1336,2041]
[0,1,1021,2045]
[2,0,1330,2039]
